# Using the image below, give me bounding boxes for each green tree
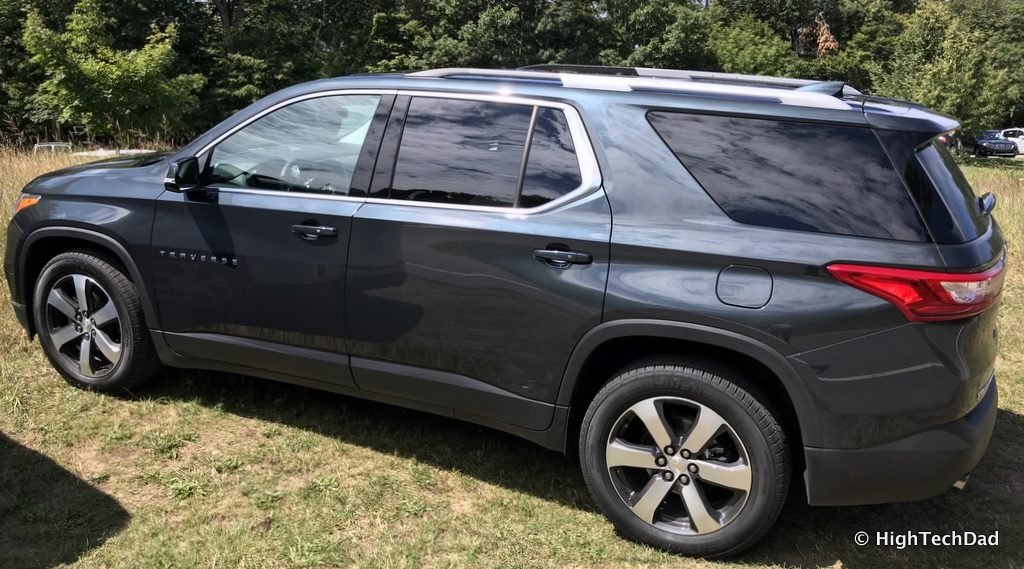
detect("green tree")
[606,1,715,70]
[876,0,1016,128]
[22,0,204,139]
[710,0,819,38]
[711,14,804,76]
[0,0,75,140]
[955,0,1024,126]
[535,0,611,65]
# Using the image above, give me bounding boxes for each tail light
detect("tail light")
[827,261,1005,322]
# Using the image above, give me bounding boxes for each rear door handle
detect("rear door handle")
[291,223,338,240]
[533,248,593,267]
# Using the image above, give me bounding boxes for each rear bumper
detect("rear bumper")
[803,377,997,506]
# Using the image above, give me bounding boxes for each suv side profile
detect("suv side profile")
[4,65,1004,558]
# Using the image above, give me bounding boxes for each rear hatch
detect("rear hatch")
[860,98,1004,413]
[862,97,1006,266]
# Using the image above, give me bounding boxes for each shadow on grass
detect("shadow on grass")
[0,433,130,568]
[146,369,595,511]
[146,370,1023,568]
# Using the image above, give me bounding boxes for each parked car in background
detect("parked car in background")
[964,129,1019,157]
[1001,128,1024,153]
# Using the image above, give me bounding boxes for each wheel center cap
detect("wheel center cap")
[669,456,686,473]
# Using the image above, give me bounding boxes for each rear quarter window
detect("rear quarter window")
[646,112,930,242]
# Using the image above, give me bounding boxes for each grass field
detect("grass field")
[1,148,1021,568]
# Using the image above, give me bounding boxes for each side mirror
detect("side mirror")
[164,157,200,193]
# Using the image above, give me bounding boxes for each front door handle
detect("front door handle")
[533,248,593,268]
[291,223,338,240]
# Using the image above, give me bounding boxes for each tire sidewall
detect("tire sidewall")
[580,366,785,557]
[33,253,137,390]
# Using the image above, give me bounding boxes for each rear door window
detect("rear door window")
[647,112,929,241]
[391,98,530,207]
[520,108,582,208]
[389,98,584,209]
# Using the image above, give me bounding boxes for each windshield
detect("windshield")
[981,130,1003,139]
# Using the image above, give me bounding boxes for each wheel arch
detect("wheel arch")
[17,226,160,337]
[557,319,821,448]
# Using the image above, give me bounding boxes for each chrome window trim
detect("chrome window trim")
[194,88,603,214]
[213,186,365,203]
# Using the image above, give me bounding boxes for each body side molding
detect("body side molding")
[149,331,569,451]
[351,357,556,431]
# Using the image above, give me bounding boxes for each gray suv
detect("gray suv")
[4,65,1004,558]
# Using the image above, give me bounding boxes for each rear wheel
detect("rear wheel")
[32,251,161,392]
[579,360,789,558]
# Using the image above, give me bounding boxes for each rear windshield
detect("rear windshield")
[646,112,929,241]
[916,142,988,242]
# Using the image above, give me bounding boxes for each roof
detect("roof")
[177,65,958,157]
[407,66,856,111]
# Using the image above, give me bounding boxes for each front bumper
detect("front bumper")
[803,377,997,506]
[980,147,1018,156]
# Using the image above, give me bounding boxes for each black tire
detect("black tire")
[32,250,161,393]
[579,359,789,558]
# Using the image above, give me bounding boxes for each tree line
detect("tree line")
[0,0,1021,146]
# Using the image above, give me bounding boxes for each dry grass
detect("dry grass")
[0,149,1021,568]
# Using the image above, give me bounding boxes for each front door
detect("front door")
[345,94,610,427]
[151,93,391,386]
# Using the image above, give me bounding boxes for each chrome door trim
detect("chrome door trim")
[194,87,604,215]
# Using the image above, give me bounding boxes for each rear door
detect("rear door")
[344,93,609,428]
[152,93,393,386]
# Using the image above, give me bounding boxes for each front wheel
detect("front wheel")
[579,360,789,558]
[32,251,161,393]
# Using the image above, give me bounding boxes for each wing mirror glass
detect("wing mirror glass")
[164,157,200,193]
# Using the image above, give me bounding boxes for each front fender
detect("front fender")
[16,226,161,336]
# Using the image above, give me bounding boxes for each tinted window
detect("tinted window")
[391,98,532,207]
[208,95,380,196]
[917,142,988,242]
[520,108,582,208]
[647,112,929,241]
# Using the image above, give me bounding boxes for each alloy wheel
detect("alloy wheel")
[605,396,752,535]
[44,274,123,379]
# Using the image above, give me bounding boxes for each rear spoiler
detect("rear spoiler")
[850,95,960,141]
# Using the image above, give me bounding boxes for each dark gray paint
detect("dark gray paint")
[345,191,611,402]
[151,189,360,354]
[716,265,773,309]
[4,73,1004,506]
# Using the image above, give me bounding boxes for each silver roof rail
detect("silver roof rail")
[406,67,853,111]
[521,64,862,97]
[408,68,561,81]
